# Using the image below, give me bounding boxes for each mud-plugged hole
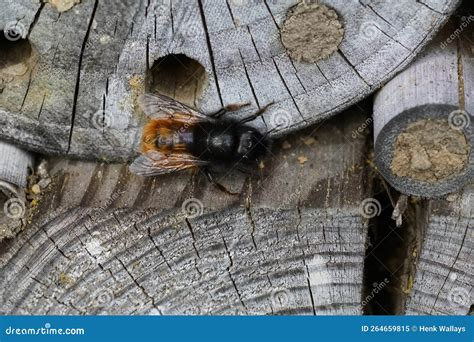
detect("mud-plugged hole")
[46,0,81,13]
[147,54,208,107]
[281,2,344,63]
[391,119,470,183]
[362,177,424,314]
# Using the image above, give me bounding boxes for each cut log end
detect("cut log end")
[374,104,473,198]
[374,22,474,198]
[0,141,34,241]
[0,0,462,160]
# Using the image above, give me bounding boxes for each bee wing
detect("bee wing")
[138,93,214,123]
[130,150,209,177]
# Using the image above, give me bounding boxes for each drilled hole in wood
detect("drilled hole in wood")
[147,54,208,107]
[281,2,344,63]
[0,34,33,80]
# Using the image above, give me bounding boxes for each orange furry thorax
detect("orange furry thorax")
[140,119,190,153]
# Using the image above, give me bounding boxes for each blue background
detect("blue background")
[0,316,472,342]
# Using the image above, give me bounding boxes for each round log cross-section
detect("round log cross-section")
[374,24,474,198]
[0,0,461,162]
[0,110,373,315]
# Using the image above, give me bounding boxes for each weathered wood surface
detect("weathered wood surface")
[1,0,472,317]
[0,108,373,314]
[376,13,473,313]
[0,141,34,241]
[0,141,33,189]
[0,0,460,162]
[405,183,473,315]
[373,22,474,198]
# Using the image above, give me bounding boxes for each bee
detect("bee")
[130,93,273,194]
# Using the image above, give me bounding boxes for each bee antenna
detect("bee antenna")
[239,102,275,124]
[263,126,278,138]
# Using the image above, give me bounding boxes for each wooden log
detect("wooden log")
[0,140,33,189]
[0,108,373,315]
[0,140,34,240]
[373,23,474,198]
[0,0,460,162]
[405,183,473,315]
[403,7,474,314]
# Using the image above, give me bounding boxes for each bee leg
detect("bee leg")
[209,102,251,119]
[203,168,239,196]
[239,102,275,124]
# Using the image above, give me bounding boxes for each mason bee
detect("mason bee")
[130,94,273,193]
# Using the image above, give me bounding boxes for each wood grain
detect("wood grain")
[0,107,373,314]
[0,0,460,161]
[405,183,473,315]
[373,22,474,197]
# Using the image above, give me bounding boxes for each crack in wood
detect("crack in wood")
[67,0,99,153]
[430,223,469,313]
[295,205,317,315]
[197,0,223,106]
[147,225,173,272]
[416,0,446,15]
[247,26,263,63]
[272,57,306,122]
[116,256,162,314]
[185,218,202,259]
[244,182,258,250]
[358,1,395,29]
[263,0,281,29]
[457,38,466,110]
[238,49,261,109]
[337,49,370,87]
[28,2,45,36]
[225,0,238,28]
